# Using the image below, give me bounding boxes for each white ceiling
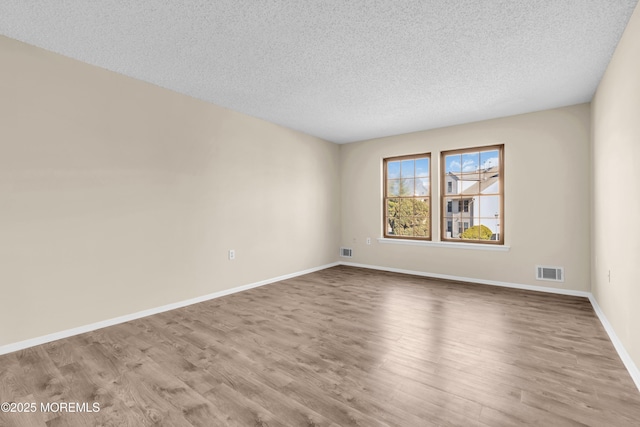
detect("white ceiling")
[1,1,637,143]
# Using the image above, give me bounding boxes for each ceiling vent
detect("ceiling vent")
[340,247,353,258]
[536,265,564,282]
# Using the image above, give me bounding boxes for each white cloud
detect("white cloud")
[449,160,461,170]
[462,160,477,172]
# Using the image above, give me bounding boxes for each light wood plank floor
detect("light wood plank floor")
[1,266,639,426]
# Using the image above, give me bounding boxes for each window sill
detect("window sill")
[377,238,510,251]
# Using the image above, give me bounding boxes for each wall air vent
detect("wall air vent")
[340,247,353,258]
[536,265,564,282]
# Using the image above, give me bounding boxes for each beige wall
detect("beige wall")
[591,4,640,369]
[0,36,341,347]
[341,104,591,291]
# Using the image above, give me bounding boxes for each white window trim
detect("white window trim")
[377,238,510,251]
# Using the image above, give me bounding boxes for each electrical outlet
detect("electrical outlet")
[229,249,235,260]
[366,237,371,245]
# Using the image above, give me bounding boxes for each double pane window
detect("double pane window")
[383,154,431,240]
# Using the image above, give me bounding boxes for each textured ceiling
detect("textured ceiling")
[0,1,637,143]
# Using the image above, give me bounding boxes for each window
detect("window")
[384,153,431,240]
[441,145,503,244]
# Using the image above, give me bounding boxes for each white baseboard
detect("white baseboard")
[588,295,640,392]
[339,261,640,393]
[339,261,591,297]
[0,262,339,356]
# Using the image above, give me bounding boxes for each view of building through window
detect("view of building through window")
[383,146,502,244]
[441,145,503,243]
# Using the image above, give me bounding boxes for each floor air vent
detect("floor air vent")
[536,265,564,282]
[340,247,353,258]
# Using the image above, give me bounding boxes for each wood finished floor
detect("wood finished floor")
[1,265,639,426]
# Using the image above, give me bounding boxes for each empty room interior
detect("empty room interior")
[1,1,640,426]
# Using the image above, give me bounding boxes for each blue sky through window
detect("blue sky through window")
[387,157,429,179]
[387,161,400,178]
[446,150,498,174]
